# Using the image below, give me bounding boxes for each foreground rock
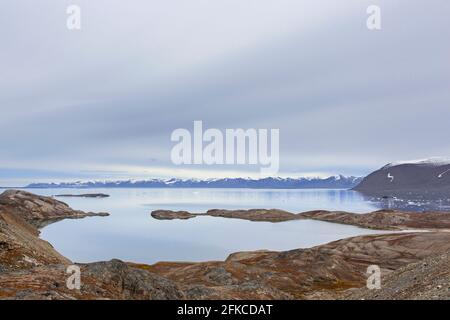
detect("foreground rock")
[346,250,450,300]
[142,232,450,299]
[0,190,109,271]
[3,189,450,300]
[0,260,183,300]
[0,190,109,228]
[0,206,70,271]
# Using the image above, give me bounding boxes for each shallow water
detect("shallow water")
[2,188,390,264]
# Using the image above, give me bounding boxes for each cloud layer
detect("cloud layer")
[1,0,449,184]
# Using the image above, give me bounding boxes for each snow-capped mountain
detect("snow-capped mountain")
[26,175,362,189]
[382,157,450,169]
[354,157,450,199]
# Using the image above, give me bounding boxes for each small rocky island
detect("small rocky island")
[2,189,450,299]
[54,193,110,198]
[151,209,299,222]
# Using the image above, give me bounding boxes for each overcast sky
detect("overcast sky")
[1,0,449,185]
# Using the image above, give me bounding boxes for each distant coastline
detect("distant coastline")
[19,175,363,190]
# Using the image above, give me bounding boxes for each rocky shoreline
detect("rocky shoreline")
[0,190,109,228]
[1,190,450,299]
[151,208,450,231]
[151,209,300,222]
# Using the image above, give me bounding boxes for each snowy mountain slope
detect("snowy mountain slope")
[354,158,450,199]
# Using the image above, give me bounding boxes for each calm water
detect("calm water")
[3,188,390,264]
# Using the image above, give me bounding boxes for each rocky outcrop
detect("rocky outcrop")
[205,209,299,222]
[0,209,70,271]
[142,232,450,299]
[151,210,196,220]
[0,190,110,271]
[0,260,184,300]
[0,190,182,300]
[152,208,450,230]
[151,209,301,222]
[346,249,450,300]
[0,190,109,228]
[298,209,450,230]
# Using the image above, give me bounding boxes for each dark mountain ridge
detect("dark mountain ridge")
[24,175,363,189]
[354,158,450,199]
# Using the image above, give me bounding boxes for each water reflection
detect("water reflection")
[2,187,440,264]
[364,194,450,212]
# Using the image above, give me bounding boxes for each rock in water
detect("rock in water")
[150,209,299,222]
[151,210,196,220]
[54,193,110,198]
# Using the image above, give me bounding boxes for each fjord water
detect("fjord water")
[8,188,386,264]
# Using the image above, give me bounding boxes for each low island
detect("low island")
[54,193,110,198]
[151,208,450,231]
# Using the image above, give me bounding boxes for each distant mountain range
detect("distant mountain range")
[17,158,450,200]
[25,175,363,189]
[353,157,450,199]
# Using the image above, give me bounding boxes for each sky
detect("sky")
[1,0,449,186]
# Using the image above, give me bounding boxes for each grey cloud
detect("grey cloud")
[0,0,449,182]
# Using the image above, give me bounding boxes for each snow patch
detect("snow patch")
[438,169,450,179]
[384,157,450,169]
